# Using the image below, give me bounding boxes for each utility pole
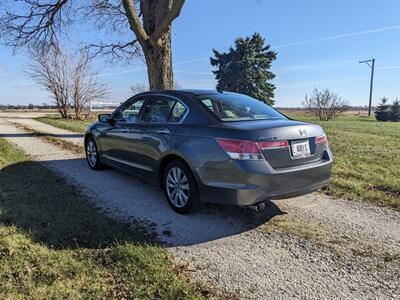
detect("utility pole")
[359,58,375,116]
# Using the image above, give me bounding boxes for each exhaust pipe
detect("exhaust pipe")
[248,201,266,212]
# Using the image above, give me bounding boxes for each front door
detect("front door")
[99,97,149,174]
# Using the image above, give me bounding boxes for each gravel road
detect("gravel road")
[10,117,84,147]
[1,115,399,299]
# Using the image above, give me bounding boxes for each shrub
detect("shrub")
[390,99,400,122]
[302,88,349,121]
[375,97,391,122]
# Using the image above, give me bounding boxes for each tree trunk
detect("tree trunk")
[140,0,174,90]
[75,104,81,120]
[58,102,68,118]
[143,31,173,90]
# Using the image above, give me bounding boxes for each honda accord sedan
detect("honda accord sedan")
[85,90,332,214]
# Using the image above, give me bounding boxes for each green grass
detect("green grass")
[0,138,211,299]
[36,116,93,133]
[287,113,400,210]
[37,114,400,210]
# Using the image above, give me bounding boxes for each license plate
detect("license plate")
[291,140,310,157]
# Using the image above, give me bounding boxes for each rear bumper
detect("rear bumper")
[193,151,333,206]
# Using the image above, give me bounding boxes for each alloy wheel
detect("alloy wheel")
[166,167,190,208]
[86,140,97,168]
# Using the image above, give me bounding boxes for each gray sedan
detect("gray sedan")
[85,90,332,214]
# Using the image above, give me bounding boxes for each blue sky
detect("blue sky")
[0,0,399,107]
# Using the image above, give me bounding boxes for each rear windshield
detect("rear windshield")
[197,93,285,122]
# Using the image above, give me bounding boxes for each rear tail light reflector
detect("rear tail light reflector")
[315,135,327,143]
[257,140,289,150]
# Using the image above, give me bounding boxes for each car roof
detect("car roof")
[129,89,221,124]
[135,89,226,98]
[176,89,224,96]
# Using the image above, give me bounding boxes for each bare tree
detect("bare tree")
[0,0,185,90]
[27,47,70,118]
[302,88,349,121]
[27,46,109,119]
[130,83,149,95]
[130,81,182,95]
[71,50,108,119]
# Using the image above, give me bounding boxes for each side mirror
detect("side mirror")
[98,114,111,123]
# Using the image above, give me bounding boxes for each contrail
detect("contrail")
[170,25,400,66]
[99,60,210,77]
[273,25,400,48]
[174,58,209,65]
[376,65,400,70]
[98,67,147,77]
[174,70,211,75]
[99,24,400,76]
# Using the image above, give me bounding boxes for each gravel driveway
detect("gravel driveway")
[1,115,399,299]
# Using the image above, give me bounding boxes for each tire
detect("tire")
[163,159,200,214]
[85,136,105,170]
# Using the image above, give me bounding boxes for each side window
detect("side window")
[114,99,145,123]
[141,97,175,123]
[169,101,187,122]
[201,99,214,112]
[201,98,219,115]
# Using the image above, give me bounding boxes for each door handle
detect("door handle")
[156,128,170,134]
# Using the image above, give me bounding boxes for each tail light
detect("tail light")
[215,138,288,160]
[315,135,327,143]
[216,138,262,160]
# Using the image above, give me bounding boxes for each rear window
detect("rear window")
[197,93,285,122]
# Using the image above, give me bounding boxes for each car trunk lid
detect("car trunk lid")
[223,119,327,169]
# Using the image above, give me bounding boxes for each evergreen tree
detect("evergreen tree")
[390,98,400,122]
[374,97,391,121]
[210,33,277,105]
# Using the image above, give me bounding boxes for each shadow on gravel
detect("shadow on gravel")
[1,158,286,248]
[0,161,143,250]
[0,132,83,139]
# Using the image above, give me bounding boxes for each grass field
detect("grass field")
[0,138,210,299]
[36,114,400,210]
[287,114,400,210]
[36,116,95,133]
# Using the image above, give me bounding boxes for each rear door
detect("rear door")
[135,95,188,172]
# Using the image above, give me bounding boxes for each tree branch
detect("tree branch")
[121,0,149,45]
[151,0,185,44]
[87,39,141,62]
[1,0,71,50]
[81,0,128,34]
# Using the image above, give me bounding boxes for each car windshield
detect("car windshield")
[197,93,286,122]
